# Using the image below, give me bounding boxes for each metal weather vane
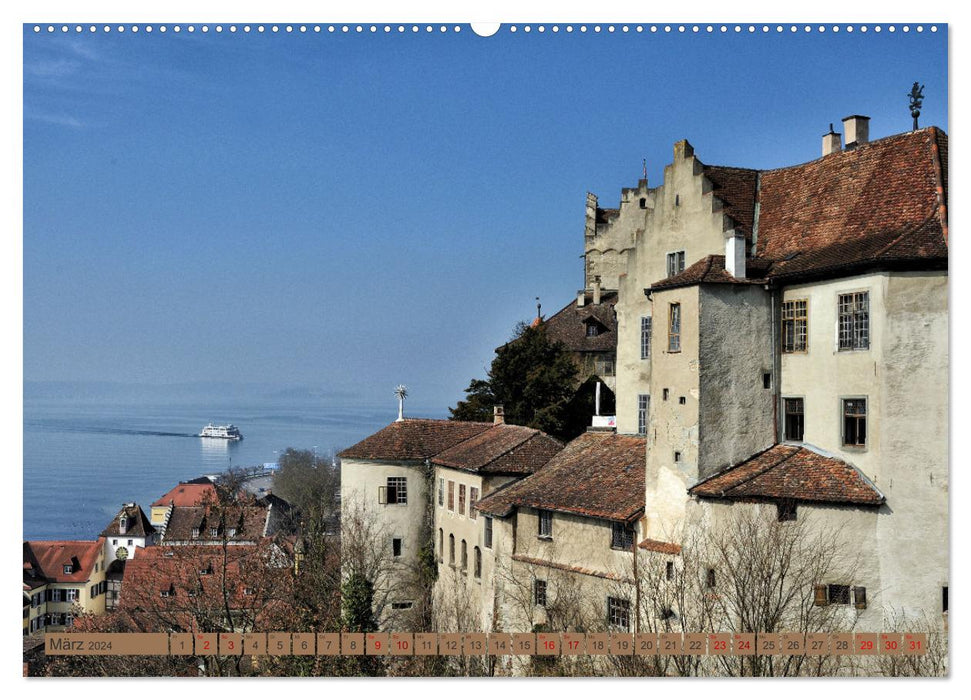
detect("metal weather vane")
[908,82,925,131]
[394,384,408,422]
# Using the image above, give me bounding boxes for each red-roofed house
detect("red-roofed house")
[23,539,108,633]
[150,481,217,533]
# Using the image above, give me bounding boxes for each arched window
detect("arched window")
[448,534,455,565]
[474,547,482,579]
[461,540,468,571]
[438,528,444,563]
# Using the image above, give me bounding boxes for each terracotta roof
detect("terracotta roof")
[101,503,156,538]
[756,128,947,270]
[119,544,291,619]
[688,444,884,506]
[703,165,759,236]
[23,539,103,584]
[650,255,771,291]
[160,505,269,543]
[541,292,618,353]
[638,538,682,555]
[648,128,948,291]
[511,554,630,583]
[339,418,494,461]
[475,431,646,522]
[151,482,216,508]
[431,423,563,475]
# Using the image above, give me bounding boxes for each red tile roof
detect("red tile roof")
[160,505,269,543]
[339,418,495,461]
[475,431,646,522]
[649,128,948,291]
[703,165,759,236]
[540,292,618,353]
[637,538,682,555]
[151,482,216,508]
[688,444,884,506]
[23,539,103,584]
[119,544,292,624]
[432,423,562,475]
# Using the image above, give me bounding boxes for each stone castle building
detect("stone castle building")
[340,116,948,643]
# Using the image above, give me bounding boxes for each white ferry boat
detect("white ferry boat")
[199,423,243,441]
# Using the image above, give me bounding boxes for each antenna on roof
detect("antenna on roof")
[394,385,408,422]
[531,297,543,327]
[909,82,925,131]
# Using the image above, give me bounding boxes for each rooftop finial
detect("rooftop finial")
[909,82,925,131]
[394,384,408,422]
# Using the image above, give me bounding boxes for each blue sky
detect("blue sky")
[23,23,948,411]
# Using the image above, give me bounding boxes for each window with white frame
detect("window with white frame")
[666,251,685,278]
[607,596,631,630]
[838,292,869,350]
[782,299,808,352]
[638,394,650,435]
[641,316,652,359]
[386,476,407,504]
[65,589,78,602]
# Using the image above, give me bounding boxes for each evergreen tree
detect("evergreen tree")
[340,573,377,633]
[450,321,582,441]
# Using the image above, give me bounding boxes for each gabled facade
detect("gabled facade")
[23,539,108,633]
[101,502,156,566]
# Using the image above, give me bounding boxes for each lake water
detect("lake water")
[23,384,446,541]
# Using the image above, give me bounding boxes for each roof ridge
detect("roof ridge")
[691,444,793,493]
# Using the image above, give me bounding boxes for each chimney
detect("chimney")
[592,277,602,305]
[725,231,746,279]
[822,124,842,156]
[493,405,505,425]
[842,115,870,149]
[577,290,586,307]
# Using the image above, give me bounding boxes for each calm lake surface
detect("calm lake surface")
[23,384,446,540]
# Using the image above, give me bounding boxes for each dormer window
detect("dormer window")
[228,527,237,538]
[191,527,200,538]
[586,322,600,337]
[63,565,72,575]
[209,527,219,538]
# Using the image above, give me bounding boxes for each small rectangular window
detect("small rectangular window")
[392,537,402,557]
[668,303,681,352]
[386,476,408,504]
[943,586,948,613]
[534,579,547,607]
[459,484,466,516]
[611,522,635,550]
[762,373,771,389]
[438,477,444,507]
[641,316,652,360]
[607,596,631,631]
[469,487,479,520]
[782,299,808,352]
[666,251,685,278]
[637,394,650,435]
[838,292,870,351]
[538,510,553,539]
[678,396,686,405]
[706,568,716,589]
[784,398,804,442]
[674,451,681,462]
[391,601,413,610]
[828,584,851,605]
[448,481,455,511]
[666,561,674,581]
[843,398,867,447]
[853,586,867,610]
[777,501,798,522]
[484,516,493,549]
